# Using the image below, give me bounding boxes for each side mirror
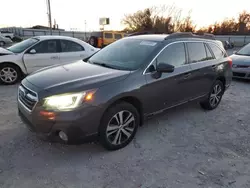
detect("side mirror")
[156,63,175,73]
[233,51,237,54]
[29,49,36,54]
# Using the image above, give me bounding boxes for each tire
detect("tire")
[99,102,140,150]
[0,64,22,85]
[89,36,98,47]
[200,80,224,110]
[0,41,5,47]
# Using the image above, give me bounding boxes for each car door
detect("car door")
[143,42,193,114]
[186,42,217,98]
[59,40,86,64]
[23,39,61,73]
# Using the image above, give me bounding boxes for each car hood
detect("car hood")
[230,54,250,65]
[0,47,13,55]
[25,60,131,95]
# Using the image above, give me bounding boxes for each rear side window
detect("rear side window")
[114,34,122,39]
[157,42,186,67]
[209,43,226,59]
[205,44,214,60]
[104,33,113,39]
[60,40,84,52]
[187,42,207,63]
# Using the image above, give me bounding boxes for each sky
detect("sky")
[1,0,250,31]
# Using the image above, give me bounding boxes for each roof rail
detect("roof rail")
[127,31,165,37]
[165,32,215,40]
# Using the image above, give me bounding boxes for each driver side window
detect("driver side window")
[32,40,59,53]
[157,42,186,67]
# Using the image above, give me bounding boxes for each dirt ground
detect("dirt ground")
[0,53,250,187]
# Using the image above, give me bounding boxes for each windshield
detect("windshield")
[88,38,160,70]
[7,38,39,53]
[236,43,250,56]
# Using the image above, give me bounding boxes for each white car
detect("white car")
[0,36,100,84]
[0,35,13,47]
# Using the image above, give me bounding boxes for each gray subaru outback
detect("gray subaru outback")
[18,32,232,150]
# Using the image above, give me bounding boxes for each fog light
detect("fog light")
[58,131,68,141]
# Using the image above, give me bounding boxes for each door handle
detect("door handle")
[51,56,59,60]
[183,72,191,79]
[211,65,217,69]
[80,54,85,57]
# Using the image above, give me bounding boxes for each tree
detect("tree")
[122,5,195,33]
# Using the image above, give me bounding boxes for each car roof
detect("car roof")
[126,32,216,42]
[33,35,81,41]
[126,34,169,41]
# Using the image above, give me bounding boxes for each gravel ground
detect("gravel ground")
[0,52,250,188]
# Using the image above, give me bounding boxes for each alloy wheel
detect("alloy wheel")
[209,84,222,107]
[106,110,136,145]
[0,67,18,83]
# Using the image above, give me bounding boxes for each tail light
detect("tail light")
[228,57,232,68]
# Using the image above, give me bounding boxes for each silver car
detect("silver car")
[0,35,13,47]
[230,43,250,79]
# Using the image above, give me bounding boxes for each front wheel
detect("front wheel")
[99,102,140,150]
[0,41,5,47]
[0,64,21,85]
[200,80,224,110]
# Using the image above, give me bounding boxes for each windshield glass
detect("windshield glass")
[88,38,160,70]
[236,43,250,56]
[7,38,39,53]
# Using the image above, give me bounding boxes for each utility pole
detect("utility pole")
[46,0,52,35]
[84,20,87,41]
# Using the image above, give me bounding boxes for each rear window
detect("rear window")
[187,42,207,63]
[114,34,122,39]
[209,43,226,59]
[104,33,113,39]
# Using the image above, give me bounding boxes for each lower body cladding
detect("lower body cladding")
[18,101,103,143]
[232,68,250,80]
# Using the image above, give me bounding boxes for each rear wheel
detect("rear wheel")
[99,102,139,150]
[0,64,22,85]
[200,80,224,110]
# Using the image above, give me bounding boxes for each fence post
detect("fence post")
[73,32,75,37]
[59,31,61,35]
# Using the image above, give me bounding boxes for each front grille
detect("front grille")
[18,85,38,111]
[233,72,246,77]
[236,65,250,68]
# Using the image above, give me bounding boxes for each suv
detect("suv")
[88,31,125,48]
[17,32,232,150]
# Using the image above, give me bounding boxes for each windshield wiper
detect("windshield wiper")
[92,62,117,69]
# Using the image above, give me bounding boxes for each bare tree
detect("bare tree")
[122,5,195,33]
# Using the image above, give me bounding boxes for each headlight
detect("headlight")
[43,90,95,110]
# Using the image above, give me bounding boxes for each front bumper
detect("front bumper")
[18,99,103,143]
[232,68,250,79]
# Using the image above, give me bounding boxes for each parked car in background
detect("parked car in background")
[0,36,100,84]
[88,31,125,48]
[230,43,250,79]
[18,32,232,150]
[224,41,234,50]
[0,31,14,39]
[0,35,13,47]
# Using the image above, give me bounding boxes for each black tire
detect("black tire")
[0,64,22,85]
[99,102,140,150]
[0,41,5,47]
[89,36,98,47]
[200,80,224,110]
